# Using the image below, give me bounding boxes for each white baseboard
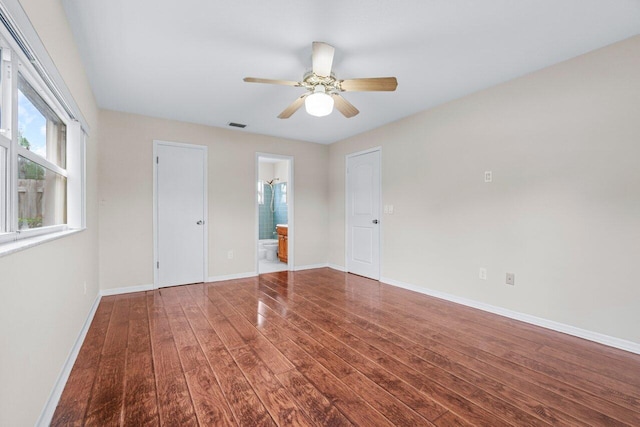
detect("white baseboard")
[100,283,154,296]
[328,263,347,272]
[294,263,329,271]
[208,271,257,282]
[36,293,102,427]
[381,276,640,355]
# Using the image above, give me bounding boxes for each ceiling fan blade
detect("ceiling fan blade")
[312,42,335,77]
[278,94,308,119]
[340,77,398,92]
[331,94,359,118]
[244,77,301,86]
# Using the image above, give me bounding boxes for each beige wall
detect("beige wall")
[329,35,640,344]
[2,4,638,423]
[98,110,329,290]
[0,0,100,425]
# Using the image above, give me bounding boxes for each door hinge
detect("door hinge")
[156,261,159,268]
[156,156,159,164]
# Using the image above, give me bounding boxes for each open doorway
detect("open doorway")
[256,153,293,274]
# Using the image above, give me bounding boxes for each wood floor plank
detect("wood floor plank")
[342,370,435,426]
[54,269,640,426]
[358,292,636,425]
[84,353,127,426]
[278,338,396,427]
[148,303,198,426]
[185,298,276,426]
[284,314,513,424]
[205,347,276,426]
[433,410,476,426]
[276,271,640,425]
[166,301,235,425]
[153,369,198,427]
[123,296,159,426]
[295,285,586,426]
[295,272,637,425]
[198,299,246,349]
[165,306,210,373]
[101,295,131,356]
[51,298,114,426]
[537,343,640,388]
[225,285,450,422]
[250,335,295,375]
[123,349,159,426]
[231,345,313,426]
[83,296,130,425]
[387,291,640,411]
[275,369,354,426]
[183,365,235,426]
[221,288,358,382]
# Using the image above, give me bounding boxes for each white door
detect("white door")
[346,149,381,280]
[155,141,207,288]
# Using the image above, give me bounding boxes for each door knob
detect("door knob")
[196,220,204,225]
[372,219,379,224]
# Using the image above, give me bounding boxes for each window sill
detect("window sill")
[0,228,84,258]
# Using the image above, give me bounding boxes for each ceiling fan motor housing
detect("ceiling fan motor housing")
[302,71,340,94]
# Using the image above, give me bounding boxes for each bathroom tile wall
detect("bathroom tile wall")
[259,183,288,239]
[259,185,275,239]
[274,182,288,226]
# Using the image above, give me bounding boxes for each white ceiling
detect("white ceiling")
[61,0,640,144]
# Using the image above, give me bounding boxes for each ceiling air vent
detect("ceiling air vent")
[228,122,247,128]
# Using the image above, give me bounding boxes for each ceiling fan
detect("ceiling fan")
[244,42,398,119]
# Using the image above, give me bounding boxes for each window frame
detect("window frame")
[257,180,264,205]
[0,23,85,252]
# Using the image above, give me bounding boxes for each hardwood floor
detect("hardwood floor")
[52,268,640,426]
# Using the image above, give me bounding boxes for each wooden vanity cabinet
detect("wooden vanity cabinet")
[276,226,288,263]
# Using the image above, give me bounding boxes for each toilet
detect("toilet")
[258,239,279,262]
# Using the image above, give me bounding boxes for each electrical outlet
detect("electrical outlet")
[506,273,515,286]
[227,250,234,260]
[384,205,389,214]
[484,171,492,183]
[479,268,487,280]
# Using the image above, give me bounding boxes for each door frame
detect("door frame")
[153,139,208,289]
[345,146,382,280]
[255,152,294,273]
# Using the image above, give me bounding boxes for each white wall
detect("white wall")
[98,110,329,289]
[274,160,290,183]
[258,160,289,183]
[0,0,100,425]
[329,35,640,344]
[258,162,275,182]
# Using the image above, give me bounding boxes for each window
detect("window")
[0,145,6,233]
[257,180,264,205]
[17,74,68,231]
[18,74,67,168]
[0,24,85,250]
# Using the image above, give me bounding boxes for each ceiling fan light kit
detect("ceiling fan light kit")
[305,85,334,117]
[244,41,398,119]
